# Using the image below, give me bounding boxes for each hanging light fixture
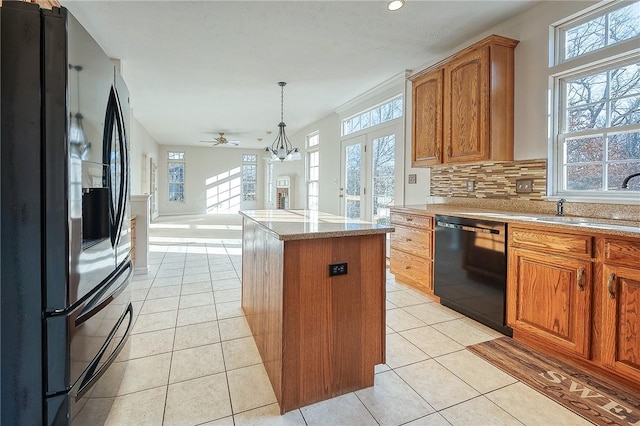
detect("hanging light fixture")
[68,64,92,159]
[265,82,301,162]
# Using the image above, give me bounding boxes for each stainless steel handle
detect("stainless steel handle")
[437,221,501,235]
[607,273,616,299]
[577,267,585,291]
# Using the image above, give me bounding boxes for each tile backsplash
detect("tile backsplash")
[430,159,547,200]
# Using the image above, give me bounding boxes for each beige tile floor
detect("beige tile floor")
[86,214,593,425]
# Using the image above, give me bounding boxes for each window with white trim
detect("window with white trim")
[341,95,403,137]
[306,132,319,210]
[242,154,257,201]
[551,1,640,197]
[168,151,185,203]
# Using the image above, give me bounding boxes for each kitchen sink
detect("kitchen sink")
[534,216,640,232]
[535,216,595,224]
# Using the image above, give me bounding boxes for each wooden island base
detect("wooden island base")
[240,211,390,413]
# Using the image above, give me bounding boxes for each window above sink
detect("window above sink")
[549,0,640,201]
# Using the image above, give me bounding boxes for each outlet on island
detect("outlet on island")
[329,262,348,276]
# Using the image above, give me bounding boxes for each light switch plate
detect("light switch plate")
[516,178,533,193]
[466,180,475,192]
[408,174,417,184]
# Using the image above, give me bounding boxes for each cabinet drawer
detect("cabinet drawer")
[509,227,593,257]
[602,238,640,268]
[390,212,433,229]
[391,226,432,259]
[390,248,433,293]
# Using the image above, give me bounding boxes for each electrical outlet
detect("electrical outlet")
[329,262,348,276]
[466,180,475,192]
[408,174,417,184]
[516,178,533,193]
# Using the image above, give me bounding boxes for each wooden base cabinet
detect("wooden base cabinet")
[507,226,594,359]
[509,228,640,389]
[600,238,640,383]
[508,248,592,358]
[389,209,434,295]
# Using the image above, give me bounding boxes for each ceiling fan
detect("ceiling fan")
[200,132,240,147]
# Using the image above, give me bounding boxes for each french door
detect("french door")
[340,124,401,226]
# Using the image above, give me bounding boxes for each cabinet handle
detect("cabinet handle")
[577,267,585,291]
[406,238,412,242]
[436,147,441,161]
[405,265,411,270]
[447,145,452,158]
[406,217,413,222]
[607,273,616,299]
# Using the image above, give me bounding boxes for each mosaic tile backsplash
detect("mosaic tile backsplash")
[430,159,547,200]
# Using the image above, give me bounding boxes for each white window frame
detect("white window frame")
[306,132,320,210]
[549,0,640,201]
[167,151,185,203]
[341,95,403,137]
[241,154,258,202]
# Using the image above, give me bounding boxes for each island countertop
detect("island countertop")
[239,209,394,241]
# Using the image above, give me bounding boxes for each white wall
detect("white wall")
[288,1,597,211]
[130,116,160,196]
[408,1,596,162]
[287,112,341,214]
[146,1,597,217]
[157,145,265,215]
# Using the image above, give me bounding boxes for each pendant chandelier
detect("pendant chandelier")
[265,82,301,162]
[68,64,92,159]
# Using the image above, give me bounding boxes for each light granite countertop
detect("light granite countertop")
[392,203,640,238]
[239,209,395,241]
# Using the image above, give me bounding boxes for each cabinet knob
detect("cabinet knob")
[577,267,585,291]
[607,273,616,299]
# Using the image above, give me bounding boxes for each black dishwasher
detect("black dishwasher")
[434,215,512,336]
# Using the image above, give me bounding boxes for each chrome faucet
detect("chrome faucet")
[556,198,566,216]
[621,172,640,189]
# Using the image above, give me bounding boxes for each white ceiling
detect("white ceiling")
[63,0,538,150]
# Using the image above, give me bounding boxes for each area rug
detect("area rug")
[467,337,640,425]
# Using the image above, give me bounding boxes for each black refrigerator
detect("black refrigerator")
[1,3,133,424]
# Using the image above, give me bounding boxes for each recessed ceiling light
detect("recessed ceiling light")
[387,0,404,11]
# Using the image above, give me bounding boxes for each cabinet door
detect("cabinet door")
[601,265,640,383]
[444,47,488,163]
[411,69,443,167]
[507,249,592,358]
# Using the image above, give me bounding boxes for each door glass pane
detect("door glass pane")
[345,144,361,219]
[372,135,395,225]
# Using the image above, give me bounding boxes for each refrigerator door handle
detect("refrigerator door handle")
[103,86,128,248]
[76,303,133,399]
[75,260,132,327]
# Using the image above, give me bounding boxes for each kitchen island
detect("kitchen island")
[239,210,394,413]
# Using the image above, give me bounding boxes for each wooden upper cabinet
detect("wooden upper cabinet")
[444,47,488,163]
[411,69,443,167]
[410,35,518,166]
